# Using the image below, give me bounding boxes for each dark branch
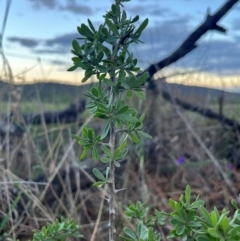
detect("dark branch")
[22,100,85,125]
[145,0,239,80]
[162,89,240,132]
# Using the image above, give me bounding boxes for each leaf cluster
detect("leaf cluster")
[168,185,240,241]
[68,1,149,84]
[121,186,240,241]
[68,0,151,189]
[31,217,82,241]
[121,201,167,241]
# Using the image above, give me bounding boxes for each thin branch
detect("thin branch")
[145,0,239,81]
[161,89,240,132]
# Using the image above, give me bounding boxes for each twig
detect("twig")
[173,103,240,203]
[145,0,239,80]
[90,187,106,241]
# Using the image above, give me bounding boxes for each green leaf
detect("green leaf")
[119,136,128,152]
[101,145,112,157]
[67,65,78,71]
[118,68,126,82]
[87,18,96,33]
[199,206,212,225]
[117,105,129,115]
[176,225,185,235]
[93,168,106,181]
[80,147,89,160]
[124,228,137,241]
[106,36,119,43]
[71,134,82,142]
[99,73,107,81]
[231,200,239,209]
[91,87,98,97]
[126,90,132,98]
[78,23,94,40]
[88,129,93,142]
[172,214,186,224]
[101,157,112,163]
[114,161,121,167]
[134,90,146,100]
[96,65,109,73]
[105,167,110,179]
[92,146,99,161]
[78,139,88,146]
[134,18,149,36]
[190,200,205,209]
[103,78,115,86]
[211,210,218,227]
[132,15,139,23]
[72,39,81,53]
[121,82,130,89]
[93,181,105,187]
[101,120,111,140]
[82,126,88,138]
[185,185,191,206]
[119,235,134,241]
[134,72,149,87]
[118,115,138,122]
[169,198,177,209]
[207,228,223,238]
[137,130,152,139]
[111,4,120,15]
[97,102,109,112]
[121,10,127,23]
[129,133,140,144]
[139,113,145,122]
[105,19,119,36]
[148,229,154,241]
[220,215,230,234]
[137,221,144,238]
[227,226,240,238]
[82,67,93,82]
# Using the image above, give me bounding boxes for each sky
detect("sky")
[1,0,240,89]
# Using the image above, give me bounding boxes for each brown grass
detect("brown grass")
[1,80,240,241]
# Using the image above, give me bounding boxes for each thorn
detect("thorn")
[100,196,109,202]
[114,188,126,193]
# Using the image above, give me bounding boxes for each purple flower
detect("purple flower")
[229,164,234,171]
[175,156,185,166]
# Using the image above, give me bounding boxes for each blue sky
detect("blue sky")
[1,0,240,87]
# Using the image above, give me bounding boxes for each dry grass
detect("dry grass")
[1,79,240,241]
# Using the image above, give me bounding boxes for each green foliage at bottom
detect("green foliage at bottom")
[122,185,240,241]
[31,217,82,241]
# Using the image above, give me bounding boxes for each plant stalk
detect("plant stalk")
[109,123,116,241]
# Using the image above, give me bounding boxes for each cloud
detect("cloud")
[59,0,92,15]
[27,0,92,15]
[33,32,82,55]
[128,17,240,75]
[28,0,57,9]
[9,14,239,75]
[35,48,69,54]
[131,16,191,65]
[157,38,240,75]
[232,18,240,31]
[198,39,240,74]
[51,59,69,65]
[44,32,81,48]
[125,5,172,17]
[7,37,40,47]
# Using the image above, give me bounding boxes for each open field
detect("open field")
[1,80,240,240]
